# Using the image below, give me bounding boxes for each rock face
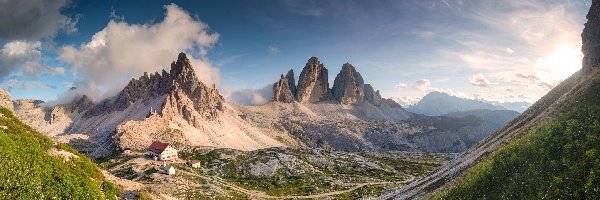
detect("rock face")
[331,63,365,105]
[87,52,224,120]
[273,74,295,103]
[582,0,600,73]
[272,57,395,107]
[47,52,284,157]
[296,57,330,103]
[286,70,297,97]
[364,84,383,106]
[0,88,13,111]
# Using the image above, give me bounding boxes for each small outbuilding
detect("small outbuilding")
[187,160,201,168]
[162,163,176,175]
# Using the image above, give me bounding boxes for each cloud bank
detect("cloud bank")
[0,0,76,41]
[57,3,221,101]
[223,84,274,106]
[469,74,490,87]
[0,40,65,82]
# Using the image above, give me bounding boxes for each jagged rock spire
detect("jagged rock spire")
[286,69,297,97]
[364,84,382,106]
[332,63,365,105]
[273,74,295,103]
[582,0,600,73]
[296,57,330,103]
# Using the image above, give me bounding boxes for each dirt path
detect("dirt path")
[205,174,416,199]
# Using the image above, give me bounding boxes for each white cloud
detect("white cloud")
[0,0,76,40]
[63,82,74,89]
[393,96,422,106]
[18,81,56,90]
[268,46,280,54]
[6,79,19,91]
[222,84,274,106]
[0,40,64,81]
[506,47,515,54]
[58,3,221,99]
[413,79,430,93]
[395,82,408,90]
[469,74,490,87]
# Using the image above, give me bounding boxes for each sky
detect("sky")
[0,0,593,106]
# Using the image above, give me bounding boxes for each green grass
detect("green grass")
[433,72,600,199]
[0,108,121,199]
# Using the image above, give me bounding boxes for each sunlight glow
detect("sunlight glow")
[534,43,583,80]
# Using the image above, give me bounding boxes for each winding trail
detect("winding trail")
[205,174,416,199]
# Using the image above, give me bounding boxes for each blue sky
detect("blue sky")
[0,0,593,105]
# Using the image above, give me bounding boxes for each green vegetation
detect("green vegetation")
[181,147,452,197]
[433,72,600,199]
[0,108,121,199]
[334,185,386,199]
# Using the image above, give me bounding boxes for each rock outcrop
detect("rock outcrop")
[272,57,397,107]
[0,88,13,111]
[582,0,600,73]
[331,63,365,105]
[364,84,383,106]
[273,74,295,103]
[286,69,297,97]
[296,57,331,103]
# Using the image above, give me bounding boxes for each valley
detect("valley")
[98,147,454,199]
[0,53,523,199]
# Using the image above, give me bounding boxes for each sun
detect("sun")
[535,44,583,80]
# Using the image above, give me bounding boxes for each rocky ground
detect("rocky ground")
[98,147,455,199]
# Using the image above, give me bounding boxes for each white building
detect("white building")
[187,160,201,168]
[162,163,176,175]
[147,141,178,161]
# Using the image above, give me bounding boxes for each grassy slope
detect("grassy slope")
[0,108,121,199]
[432,71,600,199]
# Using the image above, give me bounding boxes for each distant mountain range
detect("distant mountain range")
[407,91,531,115]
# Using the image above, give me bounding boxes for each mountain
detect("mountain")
[263,58,511,153]
[407,92,508,116]
[8,54,518,159]
[273,57,383,105]
[444,109,520,147]
[381,2,600,198]
[487,100,531,113]
[0,107,121,199]
[15,53,289,158]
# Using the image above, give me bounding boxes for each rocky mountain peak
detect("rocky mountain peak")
[332,63,365,105]
[271,57,393,106]
[582,0,600,73]
[296,57,330,103]
[286,69,297,97]
[273,74,295,103]
[364,84,383,106]
[87,52,224,119]
[170,52,197,83]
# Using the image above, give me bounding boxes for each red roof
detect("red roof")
[148,141,169,154]
[187,160,200,164]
